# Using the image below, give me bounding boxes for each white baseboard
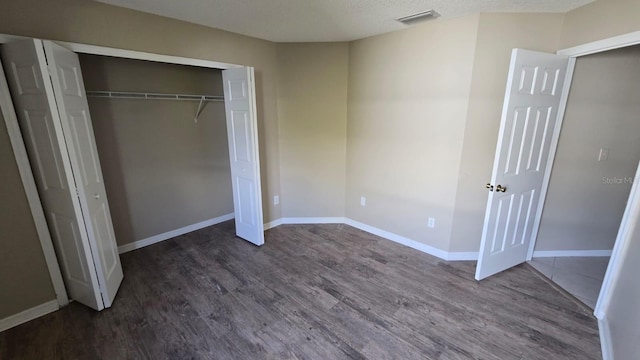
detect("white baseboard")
[0,300,58,333]
[266,217,475,261]
[265,217,346,230]
[344,218,451,260]
[264,218,284,230]
[446,251,480,261]
[118,213,235,254]
[532,250,613,258]
[281,217,347,224]
[597,317,614,360]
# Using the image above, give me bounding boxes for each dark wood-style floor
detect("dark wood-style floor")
[0,221,601,359]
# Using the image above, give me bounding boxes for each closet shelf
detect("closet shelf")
[86,91,224,102]
[85,91,224,123]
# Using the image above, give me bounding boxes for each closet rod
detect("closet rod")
[86,90,224,102]
[86,91,224,123]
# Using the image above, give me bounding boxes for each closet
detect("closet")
[0,38,264,312]
[78,54,233,249]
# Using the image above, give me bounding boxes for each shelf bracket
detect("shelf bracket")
[194,96,205,123]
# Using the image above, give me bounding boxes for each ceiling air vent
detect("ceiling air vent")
[396,10,441,25]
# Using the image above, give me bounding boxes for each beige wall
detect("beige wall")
[536,45,640,251]
[0,0,282,223]
[449,13,564,252]
[346,15,479,251]
[79,55,234,246]
[561,0,640,49]
[276,43,349,217]
[0,110,56,319]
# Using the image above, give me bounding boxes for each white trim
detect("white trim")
[57,42,242,70]
[595,161,640,318]
[0,55,69,307]
[447,252,479,261]
[527,56,577,261]
[264,218,284,230]
[597,317,614,360]
[344,219,450,260]
[118,213,234,254]
[532,250,612,258]
[266,217,477,261]
[0,34,29,44]
[281,217,347,224]
[0,300,58,333]
[557,31,640,57]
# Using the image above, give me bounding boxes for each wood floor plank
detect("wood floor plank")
[0,221,601,359]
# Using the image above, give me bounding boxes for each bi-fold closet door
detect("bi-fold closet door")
[1,39,123,311]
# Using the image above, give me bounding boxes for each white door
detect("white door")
[475,49,570,280]
[44,41,123,307]
[1,39,122,310]
[222,67,265,246]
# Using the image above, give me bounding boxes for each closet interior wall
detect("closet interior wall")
[535,45,640,252]
[79,55,233,247]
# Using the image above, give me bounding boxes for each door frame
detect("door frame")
[527,30,640,261]
[0,34,261,308]
[529,31,640,360]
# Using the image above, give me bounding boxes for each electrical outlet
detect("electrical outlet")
[274,195,280,205]
[428,217,436,228]
[360,196,366,206]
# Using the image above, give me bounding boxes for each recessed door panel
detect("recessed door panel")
[22,110,66,191]
[228,79,247,100]
[11,63,42,95]
[49,212,89,285]
[231,110,252,164]
[236,176,256,226]
[93,203,119,279]
[68,111,101,186]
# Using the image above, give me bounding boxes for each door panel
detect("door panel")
[1,39,104,310]
[50,213,90,285]
[44,40,123,307]
[222,67,264,246]
[22,110,66,190]
[476,49,570,280]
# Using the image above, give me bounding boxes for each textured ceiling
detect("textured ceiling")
[94,0,595,42]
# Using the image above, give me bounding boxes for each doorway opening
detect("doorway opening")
[529,44,640,309]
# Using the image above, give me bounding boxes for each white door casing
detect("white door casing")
[1,39,123,310]
[475,49,570,280]
[222,67,265,246]
[44,40,123,307]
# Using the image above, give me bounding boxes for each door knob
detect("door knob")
[486,183,494,191]
[496,185,507,193]
[93,194,101,199]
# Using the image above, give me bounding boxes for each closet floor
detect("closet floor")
[0,221,601,359]
[529,256,610,309]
